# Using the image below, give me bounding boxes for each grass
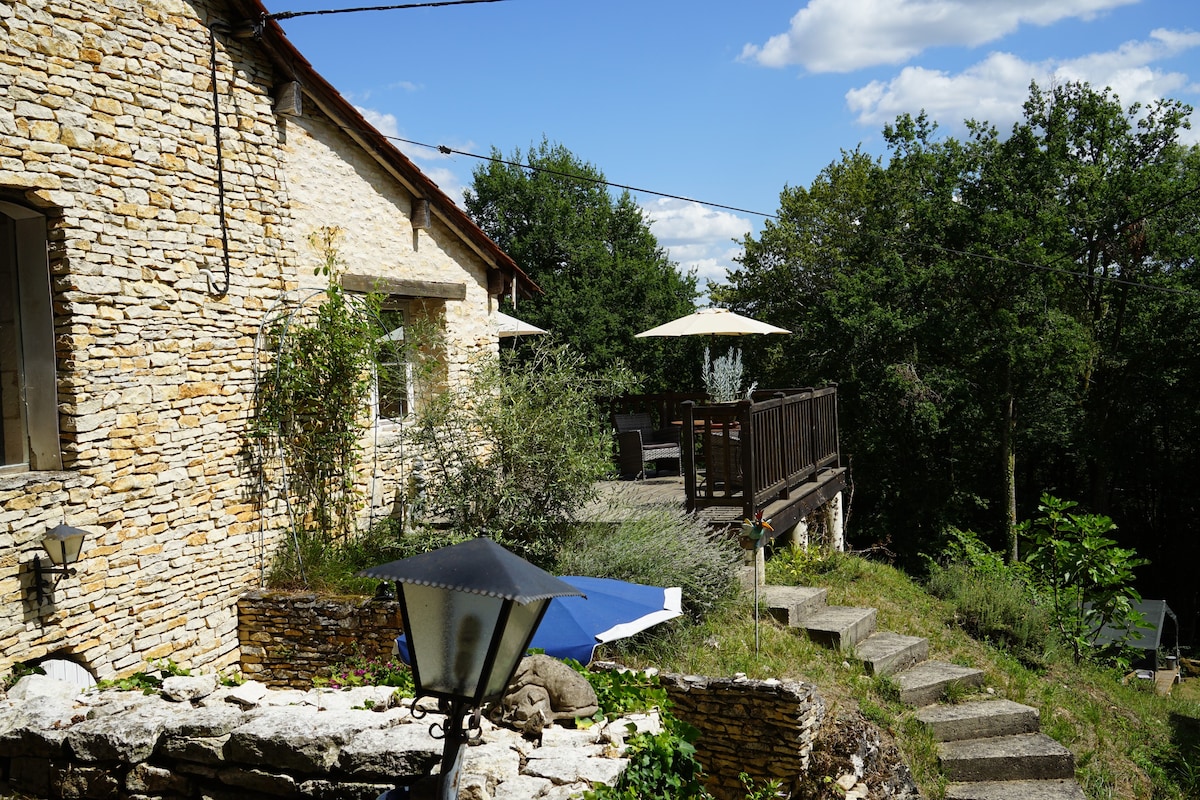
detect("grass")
[608,551,1200,800]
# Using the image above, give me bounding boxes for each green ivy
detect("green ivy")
[582,715,712,800]
[567,660,667,721]
[569,664,712,800]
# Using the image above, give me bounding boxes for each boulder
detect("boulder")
[161,674,218,702]
[7,674,80,703]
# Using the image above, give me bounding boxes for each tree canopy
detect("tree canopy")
[714,82,1200,594]
[465,138,699,391]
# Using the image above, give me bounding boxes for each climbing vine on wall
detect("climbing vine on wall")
[250,228,392,582]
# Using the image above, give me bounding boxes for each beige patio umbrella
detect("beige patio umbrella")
[495,311,546,338]
[635,307,790,338]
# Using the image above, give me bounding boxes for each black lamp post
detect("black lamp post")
[358,538,583,800]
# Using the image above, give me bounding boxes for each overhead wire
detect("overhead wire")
[367,124,1200,297]
[262,2,1199,298]
[266,0,507,22]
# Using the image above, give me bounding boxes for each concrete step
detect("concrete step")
[939,733,1075,782]
[800,605,876,650]
[893,661,985,707]
[854,631,928,676]
[915,699,1041,742]
[763,585,828,627]
[946,779,1086,800]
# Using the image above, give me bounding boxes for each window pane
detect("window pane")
[377,308,412,420]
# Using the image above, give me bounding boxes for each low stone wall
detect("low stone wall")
[237,591,403,688]
[661,673,825,800]
[0,674,641,800]
[236,593,829,798]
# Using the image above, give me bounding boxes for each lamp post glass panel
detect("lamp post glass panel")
[358,538,583,800]
[43,523,87,566]
[402,583,546,703]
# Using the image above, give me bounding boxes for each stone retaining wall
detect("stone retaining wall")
[661,673,825,800]
[237,592,827,798]
[237,591,403,688]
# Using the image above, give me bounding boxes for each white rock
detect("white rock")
[7,675,80,702]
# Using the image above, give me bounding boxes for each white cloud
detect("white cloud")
[642,199,752,287]
[845,29,1200,138]
[355,105,475,204]
[356,106,400,139]
[741,0,1139,73]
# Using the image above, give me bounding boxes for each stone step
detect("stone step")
[763,585,828,627]
[946,779,1086,800]
[854,631,928,677]
[915,699,1041,742]
[800,605,876,650]
[893,661,985,707]
[939,733,1075,782]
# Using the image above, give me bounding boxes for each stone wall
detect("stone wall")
[0,674,641,800]
[237,590,404,688]
[236,592,828,799]
[661,673,825,800]
[1,0,505,681]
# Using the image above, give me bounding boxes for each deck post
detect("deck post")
[825,492,844,551]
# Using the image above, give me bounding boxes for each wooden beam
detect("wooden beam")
[341,273,467,300]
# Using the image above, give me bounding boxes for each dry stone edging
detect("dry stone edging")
[0,673,646,800]
[764,582,1088,800]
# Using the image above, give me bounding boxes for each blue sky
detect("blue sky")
[272,0,1200,289]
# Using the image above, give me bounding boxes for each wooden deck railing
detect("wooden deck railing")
[611,387,842,521]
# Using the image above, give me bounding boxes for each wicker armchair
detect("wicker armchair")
[613,413,681,479]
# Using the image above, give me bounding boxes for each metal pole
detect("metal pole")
[437,701,470,800]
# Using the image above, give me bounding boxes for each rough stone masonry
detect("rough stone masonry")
[0,673,654,800]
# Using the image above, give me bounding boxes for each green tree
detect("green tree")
[464,138,699,391]
[252,229,383,555]
[715,83,1199,568]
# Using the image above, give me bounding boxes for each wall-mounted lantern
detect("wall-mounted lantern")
[358,538,583,800]
[34,523,88,606]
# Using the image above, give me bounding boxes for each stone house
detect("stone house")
[0,0,536,680]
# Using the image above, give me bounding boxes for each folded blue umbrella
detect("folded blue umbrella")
[394,575,682,665]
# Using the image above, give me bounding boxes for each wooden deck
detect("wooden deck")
[584,466,846,536]
[607,388,847,534]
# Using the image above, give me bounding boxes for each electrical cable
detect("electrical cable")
[266,0,507,22]
[369,125,1200,297]
[258,2,1198,297]
[205,22,233,297]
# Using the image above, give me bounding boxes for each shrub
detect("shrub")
[554,503,741,623]
[405,338,636,568]
[316,654,414,695]
[924,528,1050,659]
[765,544,845,586]
[1020,493,1149,664]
